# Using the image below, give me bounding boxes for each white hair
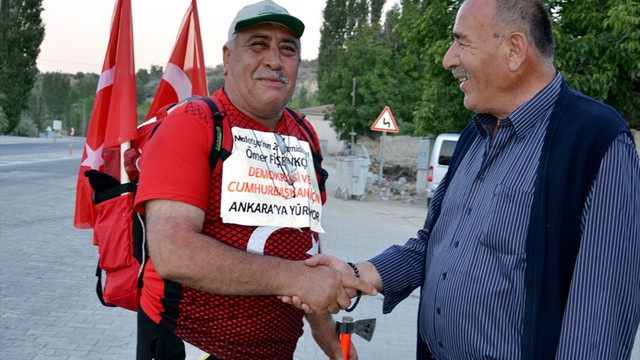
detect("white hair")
[225,32,237,51]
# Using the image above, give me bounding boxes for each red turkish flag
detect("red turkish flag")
[145,0,208,120]
[74,0,137,229]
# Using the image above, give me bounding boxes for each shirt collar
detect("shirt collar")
[473,72,563,139]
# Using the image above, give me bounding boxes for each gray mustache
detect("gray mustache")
[452,68,469,80]
[252,71,289,84]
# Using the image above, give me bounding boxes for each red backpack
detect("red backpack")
[85,96,328,311]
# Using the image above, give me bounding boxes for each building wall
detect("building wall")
[359,134,422,168]
[299,106,345,154]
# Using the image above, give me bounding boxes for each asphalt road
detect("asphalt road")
[1,136,638,359]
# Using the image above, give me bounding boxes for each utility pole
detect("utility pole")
[82,103,87,136]
[37,95,42,133]
[350,77,356,155]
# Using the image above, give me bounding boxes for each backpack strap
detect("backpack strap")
[197,96,232,171]
[129,96,228,299]
[85,169,133,204]
[93,183,133,204]
[144,95,229,173]
[285,108,329,193]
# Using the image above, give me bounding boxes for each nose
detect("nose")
[442,42,458,70]
[264,47,283,70]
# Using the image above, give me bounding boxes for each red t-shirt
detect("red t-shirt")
[135,89,324,359]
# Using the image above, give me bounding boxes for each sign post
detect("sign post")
[69,127,75,155]
[371,106,399,185]
[52,120,62,142]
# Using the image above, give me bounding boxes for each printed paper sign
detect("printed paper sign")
[220,127,324,233]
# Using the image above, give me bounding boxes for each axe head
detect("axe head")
[336,317,377,342]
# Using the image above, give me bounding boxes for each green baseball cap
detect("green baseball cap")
[228,0,305,39]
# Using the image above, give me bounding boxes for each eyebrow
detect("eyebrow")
[452,31,465,41]
[282,37,300,52]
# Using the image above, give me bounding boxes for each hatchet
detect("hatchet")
[335,316,376,360]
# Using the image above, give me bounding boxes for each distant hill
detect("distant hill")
[296,59,318,96]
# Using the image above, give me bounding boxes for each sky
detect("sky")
[36,0,329,74]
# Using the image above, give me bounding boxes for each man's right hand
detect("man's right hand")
[282,255,383,313]
[290,260,377,314]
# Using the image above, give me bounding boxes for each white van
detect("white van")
[426,133,460,207]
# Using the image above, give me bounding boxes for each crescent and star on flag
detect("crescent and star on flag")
[81,144,105,170]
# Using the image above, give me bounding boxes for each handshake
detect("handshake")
[280,254,383,315]
[279,255,382,359]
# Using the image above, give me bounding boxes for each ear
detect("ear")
[222,45,231,76]
[506,32,527,71]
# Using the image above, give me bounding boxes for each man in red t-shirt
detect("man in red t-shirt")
[134,1,376,359]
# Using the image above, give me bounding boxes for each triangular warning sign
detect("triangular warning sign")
[371,106,399,132]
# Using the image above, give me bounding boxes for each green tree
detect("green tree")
[412,0,640,133]
[207,64,225,93]
[150,64,164,79]
[321,1,430,138]
[317,0,369,104]
[317,0,348,99]
[68,72,98,136]
[289,86,320,109]
[551,0,640,129]
[0,106,8,134]
[41,72,71,126]
[136,69,150,105]
[68,97,92,136]
[24,77,42,130]
[319,0,469,138]
[370,0,385,23]
[318,0,638,138]
[411,0,470,135]
[10,118,38,137]
[0,0,45,134]
[69,72,99,102]
[329,23,418,138]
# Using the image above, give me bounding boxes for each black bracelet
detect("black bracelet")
[345,262,362,312]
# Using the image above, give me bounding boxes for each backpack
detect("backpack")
[85,95,328,311]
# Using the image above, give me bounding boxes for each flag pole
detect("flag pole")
[73,0,137,229]
[120,141,131,184]
[144,0,208,121]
